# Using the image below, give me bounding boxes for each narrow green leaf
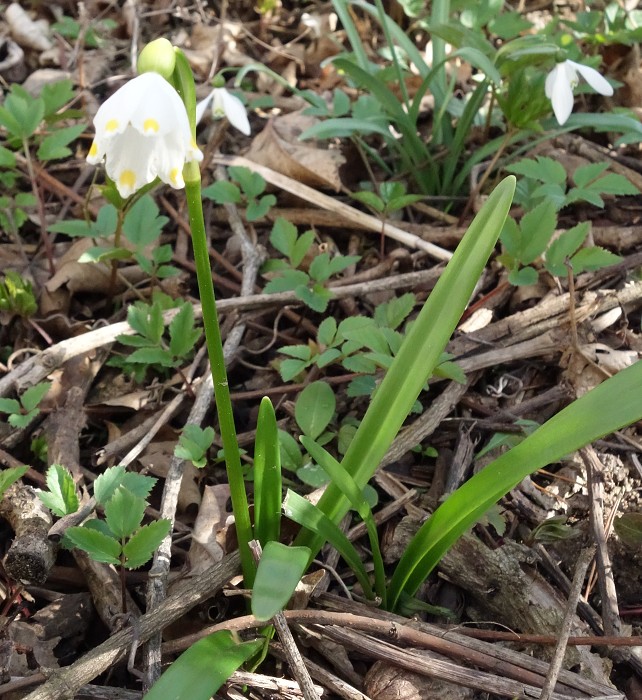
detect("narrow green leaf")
[252,542,310,621]
[283,490,374,598]
[253,397,282,545]
[143,631,262,700]
[294,177,516,559]
[65,526,121,565]
[294,381,336,439]
[388,357,642,609]
[104,486,146,539]
[122,519,171,569]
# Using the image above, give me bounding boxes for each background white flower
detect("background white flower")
[545,59,613,126]
[196,88,251,135]
[87,72,202,198]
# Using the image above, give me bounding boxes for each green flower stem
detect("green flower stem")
[184,162,255,586]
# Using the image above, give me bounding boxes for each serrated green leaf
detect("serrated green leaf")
[21,382,51,412]
[0,465,29,500]
[37,124,86,161]
[0,398,21,415]
[229,166,266,198]
[169,303,200,358]
[279,358,309,382]
[317,317,337,346]
[122,519,171,568]
[105,486,147,539]
[519,200,557,264]
[295,284,332,312]
[8,411,36,429]
[269,217,298,258]
[94,465,126,504]
[571,246,622,274]
[38,464,79,516]
[352,191,385,212]
[65,526,121,564]
[123,195,168,247]
[508,266,539,286]
[572,162,609,188]
[545,223,590,277]
[127,347,175,366]
[120,472,157,500]
[246,195,276,221]
[291,230,315,268]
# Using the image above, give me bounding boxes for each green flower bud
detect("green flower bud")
[137,38,176,80]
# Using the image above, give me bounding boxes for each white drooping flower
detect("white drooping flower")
[545,59,613,126]
[195,88,251,135]
[87,71,203,198]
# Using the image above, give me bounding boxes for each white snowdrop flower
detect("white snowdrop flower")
[87,72,202,198]
[195,88,251,135]
[545,59,613,126]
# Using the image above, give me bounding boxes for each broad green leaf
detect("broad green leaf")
[142,631,262,700]
[294,381,335,439]
[0,465,28,500]
[352,191,385,213]
[252,542,310,621]
[295,284,332,312]
[201,180,242,204]
[126,347,174,366]
[263,269,309,294]
[283,489,373,598]
[269,217,298,258]
[317,317,337,346]
[122,519,171,568]
[388,357,642,609]
[94,465,126,505]
[0,146,16,168]
[65,526,121,565]
[39,464,79,516]
[294,177,516,559]
[613,513,642,547]
[21,382,51,412]
[253,397,282,546]
[508,266,538,286]
[506,156,566,185]
[175,425,214,468]
[104,486,146,539]
[279,345,312,361]
[229,166,266,198]
[280,358,310,382]
[41,79,75,117]
[0,398,21,415]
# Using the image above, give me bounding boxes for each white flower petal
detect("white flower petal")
[195,90,215,125]
[570,60,614,96]
[219,89,251,135]
[87,71,202,197]
[548,63,575,125]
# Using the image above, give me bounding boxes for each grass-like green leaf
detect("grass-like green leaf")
[284,489,374,599]
[143,631,263,700]
[251,542,310,621]
[253,397,282,546]
[388,357,642,609]
[122,519,171,569]
[294,176,516,558]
